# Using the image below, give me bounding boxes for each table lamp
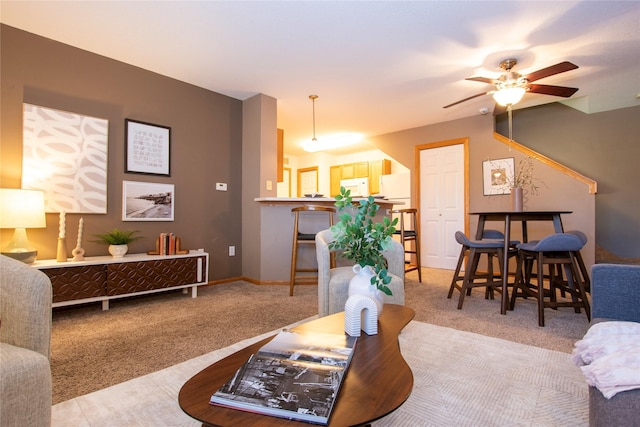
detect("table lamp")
[0,188,46,263]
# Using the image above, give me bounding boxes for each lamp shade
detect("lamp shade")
[0,188,46,229]
[493,87,526,106]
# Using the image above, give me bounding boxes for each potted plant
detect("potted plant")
[328,187,398,297]
[92,228,142,258]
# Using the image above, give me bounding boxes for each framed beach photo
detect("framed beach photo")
[125,119,171,176]
[122,181,174,221]
[482,157,514,195]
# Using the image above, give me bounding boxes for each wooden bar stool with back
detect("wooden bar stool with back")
[392,208,422,282]
[289,205,335,296]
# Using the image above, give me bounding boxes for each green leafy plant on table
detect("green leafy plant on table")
[92,229,142,245]
[328,186,398,296]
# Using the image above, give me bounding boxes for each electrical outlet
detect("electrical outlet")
[228,245,235,256]
[216,182,228,191]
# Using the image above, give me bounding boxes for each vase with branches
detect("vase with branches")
[509,156,544,195]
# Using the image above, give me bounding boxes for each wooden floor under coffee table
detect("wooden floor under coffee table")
[179,304,415,426]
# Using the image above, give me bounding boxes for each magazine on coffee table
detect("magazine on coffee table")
[209,329,358,425]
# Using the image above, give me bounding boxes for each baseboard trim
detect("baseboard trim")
[205,277,317,286]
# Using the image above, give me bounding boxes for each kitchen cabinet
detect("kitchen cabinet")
[355,161,369,178]
[369,159,391,195]
[341,163,355,179]
[330,165,343,196]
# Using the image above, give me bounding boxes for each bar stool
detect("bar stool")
[566,230,591,293]
[392,208,422,282]
[510,233,591,327]
[447,231,507,310]
[290,205,335,296]
[527,230,591,297]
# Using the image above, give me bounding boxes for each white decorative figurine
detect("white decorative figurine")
[344,294,379,337]
[71,217,85,261]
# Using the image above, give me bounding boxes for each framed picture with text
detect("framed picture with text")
[125,119,171,176]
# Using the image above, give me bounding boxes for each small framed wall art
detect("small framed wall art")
[482,157,514,195]
[122,181,174,221]
[125,119,171,176]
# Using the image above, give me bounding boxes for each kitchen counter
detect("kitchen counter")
[254,197,403,207]
[250,197,402,284]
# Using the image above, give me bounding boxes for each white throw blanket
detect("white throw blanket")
[573,321,640,399]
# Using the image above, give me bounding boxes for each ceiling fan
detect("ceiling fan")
[443,58,579,114]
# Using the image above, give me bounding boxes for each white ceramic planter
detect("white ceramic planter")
[108,244,128,258]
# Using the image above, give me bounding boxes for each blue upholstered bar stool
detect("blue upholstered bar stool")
[566,230,591,293]
[518,230,590,295]
[510,233,591,326]
[447,231,507,310]
[289,205,335,296]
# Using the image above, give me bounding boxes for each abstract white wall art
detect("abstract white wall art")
[22,103,109,213]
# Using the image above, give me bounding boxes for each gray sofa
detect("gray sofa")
[0,255,53,427]
[588,263,640,427]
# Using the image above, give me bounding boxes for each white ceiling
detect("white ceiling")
[1,1,639,156]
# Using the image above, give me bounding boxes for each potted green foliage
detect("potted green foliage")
[328,187,398,296]
[92,228,142,258]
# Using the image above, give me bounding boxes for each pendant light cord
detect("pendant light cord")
[310,94,318,142]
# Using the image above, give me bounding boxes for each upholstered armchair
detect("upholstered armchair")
[316,229,405,317]
[0,255,53,427]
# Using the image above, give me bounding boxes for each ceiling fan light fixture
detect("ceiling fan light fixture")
[493,86,526,106]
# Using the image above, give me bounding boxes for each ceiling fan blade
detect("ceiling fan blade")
[443,92,489,108]
[465,76,494,84]
[525,61,578,82]
[528,84,579,98]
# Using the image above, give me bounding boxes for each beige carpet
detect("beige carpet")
[50,268,591,405]
[51,319,589,426]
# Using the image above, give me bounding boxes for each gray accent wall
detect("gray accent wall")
[496,103,640,261]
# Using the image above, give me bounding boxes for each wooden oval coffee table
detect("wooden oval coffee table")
[179,304,415,426]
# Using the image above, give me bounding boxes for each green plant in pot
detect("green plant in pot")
[92,229,142,258]
[328,187,398,296]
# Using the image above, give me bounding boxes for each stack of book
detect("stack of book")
[210,329,357,425]
[158,232,177,255]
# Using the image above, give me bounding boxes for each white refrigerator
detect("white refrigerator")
[380,173,411,208]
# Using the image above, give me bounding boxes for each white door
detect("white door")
[420,144,465,269]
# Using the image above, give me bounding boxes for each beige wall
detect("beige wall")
[368,114,596,269]
[0,24,244,280]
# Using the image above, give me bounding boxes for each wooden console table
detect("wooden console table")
[179,304,415,426]
[32,252,209,310]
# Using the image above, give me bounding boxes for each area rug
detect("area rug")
[51,320,588,426]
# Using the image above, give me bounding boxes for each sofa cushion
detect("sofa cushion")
[590,386,640,427]
[0,342,52,427]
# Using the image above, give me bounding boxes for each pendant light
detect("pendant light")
[310,94,318,142]
[302,95,363,152]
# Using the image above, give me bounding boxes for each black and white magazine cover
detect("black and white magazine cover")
[210,329,358,425]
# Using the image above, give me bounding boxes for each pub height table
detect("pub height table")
[470,211,572,315]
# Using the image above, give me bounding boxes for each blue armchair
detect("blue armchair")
[588,263,640,427]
